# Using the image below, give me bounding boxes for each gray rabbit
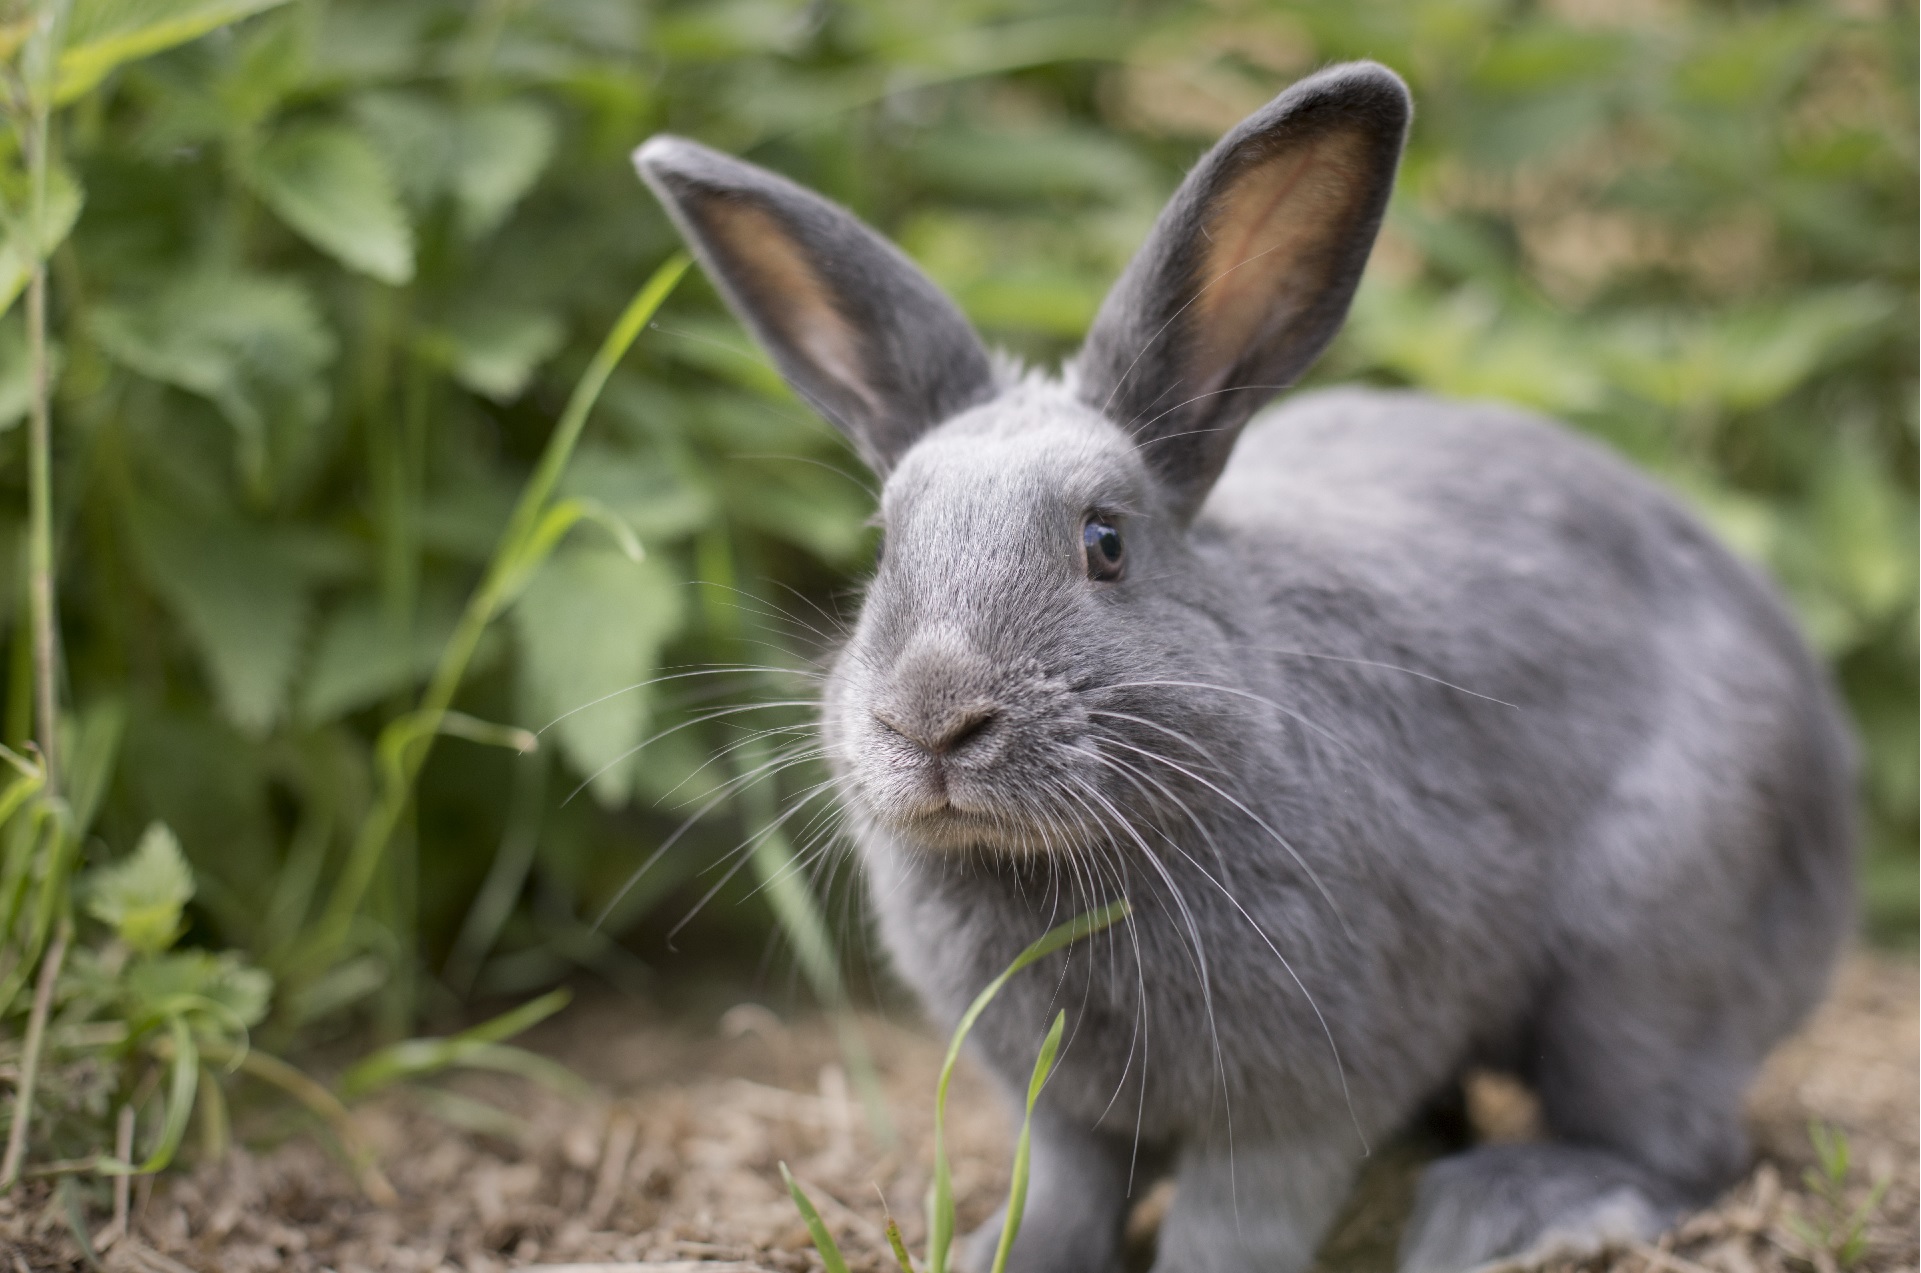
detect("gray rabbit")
[634,61,1854,1273]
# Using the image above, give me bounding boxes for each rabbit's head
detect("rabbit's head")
[637,62,1409,856]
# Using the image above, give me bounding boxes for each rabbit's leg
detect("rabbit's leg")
[1396,1142,1680,1272]
[1400,955,1755,1272]
[1148,1135,1358,1273]
[958,1111,1142,1273]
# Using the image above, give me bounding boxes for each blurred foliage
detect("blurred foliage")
[0,0,1912,1089]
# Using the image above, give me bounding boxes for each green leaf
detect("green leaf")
[452,100,557,239]
[58,0,295,104]
[780,1162,853,1273]
[558,443,715,545]
[347,92,554,238]
[248,123,415,284]
[60,698,128,838]
[0,163,84,319]
[85,821,194,955]
[1600,287,1897,416]
[298,592,460,724]
[349,89,455,210]
[512,544,685,806]
[991,1010,1066,1273]
[90,269,336,492]
[124,502,314,734]
[97,1017,199,1175]
[428,308,565,402]
[124,949,272,1029]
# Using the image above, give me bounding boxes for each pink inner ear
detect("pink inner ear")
[702,199,882,419]
[1189,130,1370,394]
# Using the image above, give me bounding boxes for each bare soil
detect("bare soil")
[1,952,1913,1273]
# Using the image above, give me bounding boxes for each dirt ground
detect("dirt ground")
[1,952,1914,1273]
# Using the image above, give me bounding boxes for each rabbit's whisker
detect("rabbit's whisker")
[668,767,841,947]
[1073,748,1365,1159]
[1098,678,1356,761]
[689,578,849,650]
[739,784,851,905]
[1078,743,1238,892]
[1127,384,1293,439]
[1086,708,1232,779]
[652,719,823,806]
[592,742,828,931]
[1256,645,1519,708]
[540,663,819,735]
[1163,835,1371,1157]
[1096,734,1352,942]
[561,700,821,806]
[1059,773,1236,1161]
[1054,779,1155,1186]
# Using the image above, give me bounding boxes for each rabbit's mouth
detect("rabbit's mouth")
[847,743,1113,855]
[880,798,1091,856]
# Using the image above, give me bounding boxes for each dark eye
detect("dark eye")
[1082,517,1124,582]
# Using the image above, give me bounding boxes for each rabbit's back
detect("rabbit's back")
[1207,386,1855,1043]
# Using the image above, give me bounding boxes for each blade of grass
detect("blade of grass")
[926,900,1127,1273]
[57,1177,101,1272]
[781,1161,852,1273]
[740,737,892,1142]
[0,804,69,1014]
[989,1010,1065,1273]
[97,1017,198,1176]
[308,254,688,968]
[337,987,576,1099]
[191,1037,397,1205]
[885,1216,917,1273]
[443,749,545,995]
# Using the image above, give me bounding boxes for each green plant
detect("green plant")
[1787,1121,1890,1269]
[0,0,1911,1215]
[784,901,1128,1273]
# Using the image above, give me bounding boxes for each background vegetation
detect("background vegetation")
[0,0,1913,1185]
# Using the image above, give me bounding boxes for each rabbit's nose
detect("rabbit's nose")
[873,705,998,755]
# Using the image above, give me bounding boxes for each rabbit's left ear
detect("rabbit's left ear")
[635,137,996,474]
[1076,62,1410,519]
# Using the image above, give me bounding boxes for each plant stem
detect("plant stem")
[310,255,688,959]
[189,1038,398,1206]
[0,917,70,1189]
[22,15,57,792]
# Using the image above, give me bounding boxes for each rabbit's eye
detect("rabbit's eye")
[1082,518,1124,582]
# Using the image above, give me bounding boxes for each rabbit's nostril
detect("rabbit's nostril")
[939,708,996,753]
[872,706,998,755]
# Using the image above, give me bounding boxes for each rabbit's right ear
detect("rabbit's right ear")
[634,138,996,474]
[1076,62,1410,520]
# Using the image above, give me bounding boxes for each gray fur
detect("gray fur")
[634,60,1855,1273]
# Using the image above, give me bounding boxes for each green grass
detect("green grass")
[785,901,1128,1273]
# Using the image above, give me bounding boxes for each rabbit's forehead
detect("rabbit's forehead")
[881,395,1145,526]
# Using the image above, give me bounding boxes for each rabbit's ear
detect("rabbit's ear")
[635,137,996,473]
[1076,62,1409,518]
